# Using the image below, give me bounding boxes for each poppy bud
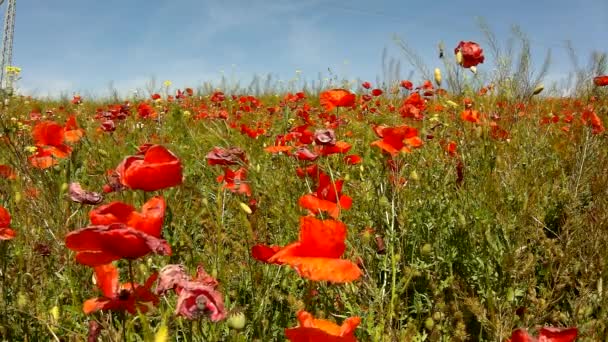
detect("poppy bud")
[409,170,420,181]
[470,66,477,74]
[424,317,435,331]
[533,84,544,95]
[227,311,247,330]
[434,68,442,86]
[446,100,458,108]
[455,50,463,65]
[420,243,433,256]
[14,191,21,204]
[239,202,252,215]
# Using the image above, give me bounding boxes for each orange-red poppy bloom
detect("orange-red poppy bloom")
[216,168,252,196]
[115,145,183,191]
[285,310,361,342]
[137,102,157,119]
[29,121,73,168]
[89,196,166,237]
[0,206,16,240]
[371,125,423,156]
[582,106,605,134]
[65,223,172,266]
[344,154,362,165]
[316,141,352,156]
[252,216,362,283]
[507,326,577,342]
[593,75,608,87]
[399,92,426,120]
[319,89,356,112]
[83,263,159,315]
[454,41,485,68]
[299,172,352,219]
[64,115,85,143]
[461,109,481,124]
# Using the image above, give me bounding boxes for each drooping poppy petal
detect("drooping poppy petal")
[206,146,248,166]
[285,310,360,342]
[65,223,172,266]
[279,257,362,283]
[68,182,103,205]
[64,115,85,143]
[251,244,283,263]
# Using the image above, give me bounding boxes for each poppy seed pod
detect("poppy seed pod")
[533,84,544,95]
[434,68,442,86]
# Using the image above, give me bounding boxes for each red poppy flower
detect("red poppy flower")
[296,164,319,179]
[314,129,337,146]
[593,75,608,87]
[28,146,60,169]
[137,102,157,119]
[344,154,362,165]
[319,89,356,112]
[507,326,577,342]
[206,146,248,166]
[461,109,481,124]
[83,263,159,315]
[582,106,605,134]
[31,121,72,158]
[71,95,82,105]
[65,223,171,266]
[89,196,166,237]
[294,147,319,162]
[156,264,227,321]
[454,41,485,68]
[216,168,252,196]
[371,125,423,156]
[316,141,352,156]
[265,145,294,154]
[64,115,85,143]
[115,145,183,191]
[361,82,371,89]
[285,310,360,342]
[371,88,383,96]
[253,217,362,283]
[399,92,426,120]
[400,80,413,90]
[299,172,352,219]
[0,206,16,240]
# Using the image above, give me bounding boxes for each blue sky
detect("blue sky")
[11,0,608,97]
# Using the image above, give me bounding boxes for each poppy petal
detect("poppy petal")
[281,257,362,283]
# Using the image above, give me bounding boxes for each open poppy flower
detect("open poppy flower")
[299,172,352,219]
[344,154,362,165]
[156,264,227,321]
[371,125,423,156]
[461,109,482,124]
[0,206,16,240]
[89,196,166,237]
[454,41,485,68]
[65,223,172,266]
[320,89,356,112]
[115,145,183,191]
[137,102,157,119]
[582,106,605,134]
[216,168,252,196]
[399,92,426,120]
[316,141,352,156]
[265,145,294,154]
[83,263,159,315]
[285,310,361,342]
[507,326,577,342]
[294,147,319,161]
[29,121,73,168]
[64,115,85,143]
[253,217,362,283]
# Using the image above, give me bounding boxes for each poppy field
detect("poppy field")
[0,40,608,341]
